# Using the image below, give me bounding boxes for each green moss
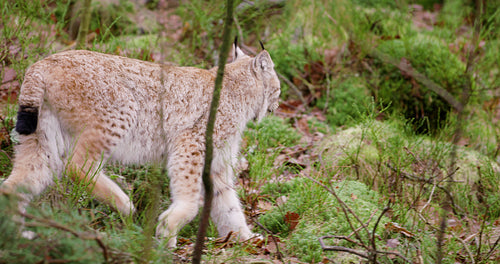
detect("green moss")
[374,35,468,133]
[260,178,388,263]
[317,76,372,127]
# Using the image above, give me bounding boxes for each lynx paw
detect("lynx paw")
[155,216,177,248]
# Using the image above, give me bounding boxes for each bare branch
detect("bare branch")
[319,236,413,263]
[386,162,463,216]
[319,238,368,259]
[370,205,391,262]
[370,49,464,112]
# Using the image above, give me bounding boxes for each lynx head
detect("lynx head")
[233,42,280,122]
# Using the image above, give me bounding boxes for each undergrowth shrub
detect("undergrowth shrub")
[319,119,500,221]
[0,196,108,263]
[313,118,500,262]
[373,35,468,133]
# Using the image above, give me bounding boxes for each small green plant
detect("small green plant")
[242,116,302,186]
[245,116,301,150]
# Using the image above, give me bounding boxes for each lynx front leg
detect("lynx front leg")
[156,132,204,247]
[210,161,253,242]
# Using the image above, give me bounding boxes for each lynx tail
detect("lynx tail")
[16,106,38,135]
[14,66,45,135]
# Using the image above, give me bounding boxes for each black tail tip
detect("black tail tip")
[15,106,38,135]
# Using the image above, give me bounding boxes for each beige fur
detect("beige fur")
[1,46,280,247]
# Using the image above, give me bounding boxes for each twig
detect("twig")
[0,149,12,163]
[483,234,500,261]
[319,236,368,259]
[277,72,308,106]
[347,209,378,239]
[331,235,365,248]
[476,211,486,260]
[1,79,18,85]
[386,162,459,184]
[386,162,463,215]
[452,232,476,264]
[419,179,437,213]
[319,236,413,263]
[370,206,391,263]
[415,210,440,231]
[252,218,284,260]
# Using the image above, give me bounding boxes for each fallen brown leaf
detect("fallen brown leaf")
[284,211,300,231]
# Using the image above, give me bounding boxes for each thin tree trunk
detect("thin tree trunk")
[191,0,234,263]
[76,0,92,50]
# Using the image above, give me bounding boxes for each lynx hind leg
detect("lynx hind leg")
[210,154,253,242]
[156,132,204,247]
[0,133,59,213]
[66,132,134,216]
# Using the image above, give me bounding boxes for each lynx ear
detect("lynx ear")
[233,37,246,62]
[253,50,273,72]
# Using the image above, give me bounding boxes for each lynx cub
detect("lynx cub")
[1,43,280,247]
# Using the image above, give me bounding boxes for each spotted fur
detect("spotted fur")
[1,45,280,247]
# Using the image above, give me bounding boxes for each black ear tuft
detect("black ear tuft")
[259,40,265,50]
[234,36,238,59]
